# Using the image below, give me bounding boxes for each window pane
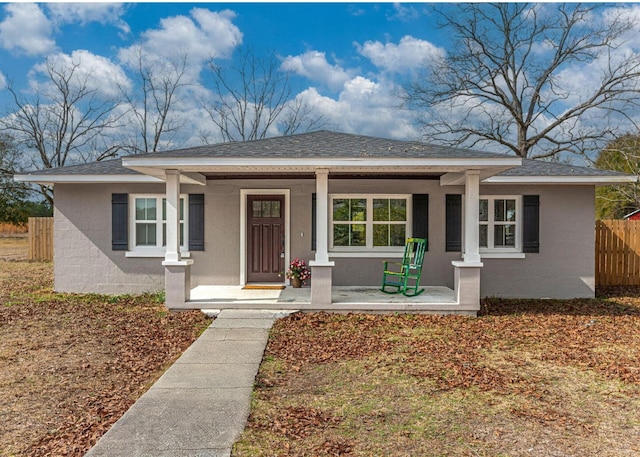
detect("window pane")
[373,224,388,246]
[136,198,156,221]
[479,199,488,222]
[350,199,366,222]
[495,199,505,222]
[163,198,185,221]
[351,224,366,246]
[495,224,516,247]
[269,201,281,218]
[333,224,349,246]
[390,199,406,221]
[390,225,406,246]
[252,201,262,218]
[136,223,157,246]
[506,199,516,222]
[373,199,389,221]
[333,199,349,221]
[479,224,488,248]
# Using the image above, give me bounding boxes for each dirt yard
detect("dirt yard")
[2,234,640,457]
[0,242,212,456]
[234,294,640,456]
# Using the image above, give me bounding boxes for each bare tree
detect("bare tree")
[405,3,640,160]
[595,134,640,218]
[122,49,189,154]
[0,58,124,204]
[203,48,326,142]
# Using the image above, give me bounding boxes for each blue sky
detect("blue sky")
[0,2,454,148]
[1,3,640,155]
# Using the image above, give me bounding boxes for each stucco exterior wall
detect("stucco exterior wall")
[53,179,596,299]
[479,185,595,299]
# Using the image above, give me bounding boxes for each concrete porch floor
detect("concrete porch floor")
[186,285,478,315]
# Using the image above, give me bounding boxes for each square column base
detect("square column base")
[163,260,194,308]
[309,261,335,306]
[452,260,483,310]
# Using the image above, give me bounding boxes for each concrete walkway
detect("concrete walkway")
[85,309,293,457]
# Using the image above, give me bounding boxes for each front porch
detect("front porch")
[182,285,478,315]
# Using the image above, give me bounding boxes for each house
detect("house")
[624,209,640,220]
[15,131,636,315]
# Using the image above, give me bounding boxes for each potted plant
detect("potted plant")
[285,257,311,288]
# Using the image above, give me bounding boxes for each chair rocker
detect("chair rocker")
[380,238,427,297]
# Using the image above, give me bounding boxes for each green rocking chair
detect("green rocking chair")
[380,238,427,297]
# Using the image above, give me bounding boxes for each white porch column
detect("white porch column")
[162,169,193,309]
[309,168,334,306]
[164,169,181,263]
[463,169,481,263]
[451,169,483,313]
[314,168,330,263]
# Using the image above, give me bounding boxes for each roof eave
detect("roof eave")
[14,174,164,185]
[483,175,638,185]
[122,156,523,175]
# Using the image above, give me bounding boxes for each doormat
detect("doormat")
[242,284,286,290]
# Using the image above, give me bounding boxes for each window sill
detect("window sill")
[329,252,405,258]
[480,252,525,259]
[126,250,191,259]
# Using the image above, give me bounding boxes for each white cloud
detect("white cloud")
[120,8,241,66]
[357,36,445,73]
[281,51,352,91]
[0,3,55,56]
[390,4,420,22]
[0,71,6,90]
[297,76,417,139]
[46,3,130,34]
[31,50,130,99]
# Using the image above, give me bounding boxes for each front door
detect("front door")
[247,195,285,282]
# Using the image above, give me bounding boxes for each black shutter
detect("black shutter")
[523,195,540,253]
[188,194,205,251]
[311,193,317,251]
[445,194,462,252]
[112,193,128,251]
[412,194,429,250]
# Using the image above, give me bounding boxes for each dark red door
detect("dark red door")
[247,195,285,282]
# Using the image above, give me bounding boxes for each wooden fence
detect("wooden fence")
[595,219,640,286]
[28,217,53,261]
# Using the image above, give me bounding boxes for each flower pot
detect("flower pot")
[291,277,302,288]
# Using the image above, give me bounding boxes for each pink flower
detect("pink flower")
[285,257,311,282]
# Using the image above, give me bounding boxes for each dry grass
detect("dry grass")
[0,259,212,456]
[234,299,640,456]
[0,236,28,261]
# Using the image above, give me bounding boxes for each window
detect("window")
[131,195,187,251]
[331,195,410,250]
[479,196,521,252]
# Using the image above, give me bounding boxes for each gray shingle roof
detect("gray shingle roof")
[134,130,510,159]
[502,158,628,177]
[18,130,632,179]
[21,158,138,176]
